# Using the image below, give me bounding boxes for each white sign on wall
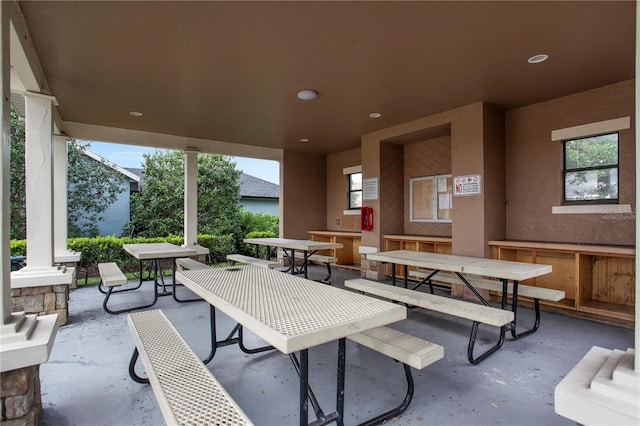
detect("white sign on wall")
[363,177,379,200]
[453,174,482,196]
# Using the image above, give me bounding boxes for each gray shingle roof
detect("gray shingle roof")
[124,168,279,199]
[239,173,279,199]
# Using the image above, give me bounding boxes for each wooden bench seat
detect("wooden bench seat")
[345,278,514,365]
[176,257,210,270]
[98,262,158,315]
[347,325,443,423]
[293,252,338,284]
[127,309,253,426]
[226,254,280,268]
[410,269,565,301]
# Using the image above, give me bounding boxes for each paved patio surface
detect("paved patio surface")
[40,265,634,426]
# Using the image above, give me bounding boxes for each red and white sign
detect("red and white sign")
[454,174,481,196]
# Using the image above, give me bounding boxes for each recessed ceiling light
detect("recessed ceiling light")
[299,138,309,143]
[129,111,143,117]
[296,89,318,101]
[527,54,548,64]
[369,112,382,118]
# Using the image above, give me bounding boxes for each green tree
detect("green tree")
[9,108,26,240]
[67,140,128,237]
[9,107,127,238]
[565,134,618,200]
[129,151,243,245]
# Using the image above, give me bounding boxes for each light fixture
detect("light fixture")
[369,112,382,118]
[297,89,318,101]
[527,54,548,64]
[129,111,143,117]
[184,146,200,152]
[299,138,309,143]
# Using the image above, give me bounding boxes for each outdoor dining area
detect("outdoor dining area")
[2,2,639,426]
[38,261,633,425]
[42,236,629,425]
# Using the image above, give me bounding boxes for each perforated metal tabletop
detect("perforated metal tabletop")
[176,265,406,354]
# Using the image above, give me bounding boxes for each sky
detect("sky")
[86,141,280,185]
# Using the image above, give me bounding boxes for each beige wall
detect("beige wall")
[326,148,361,231]
[358,102,505,258]
[505,80,635,246]
[320,80,633,256]
[403,135,452,236]
[280,150,327,239]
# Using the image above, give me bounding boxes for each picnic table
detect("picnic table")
[175,265,406,425]
[242,237,342,279]
[362,250,556,363]
[123,243,197,300]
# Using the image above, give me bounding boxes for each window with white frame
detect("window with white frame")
[563,133,619,204]
[410,174,452,222]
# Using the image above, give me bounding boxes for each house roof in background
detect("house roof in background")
[122,168,279,199]
[82,150,140,182]
[239,173,279,199]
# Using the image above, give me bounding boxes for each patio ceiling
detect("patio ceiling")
[13,1,636,156]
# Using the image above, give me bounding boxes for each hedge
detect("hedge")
[10,234,235,271]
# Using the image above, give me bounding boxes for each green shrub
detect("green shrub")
[10,233,236,275]
[242,230,277,257]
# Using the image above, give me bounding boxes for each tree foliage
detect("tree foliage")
[129,151,243,245]
[9,108,26,240]
[67,141,128,237]
[9,107,126,239]
[565,134,618,201]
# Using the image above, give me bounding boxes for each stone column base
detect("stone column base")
[10,285,68,327]
[0,365,41,425]
[360,258,387,281]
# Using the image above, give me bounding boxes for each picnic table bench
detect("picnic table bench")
[345,278,514,364]
[127,309,253,425]
[347,325,443,424]
[98,262,158,315]
[226,254,280,268]
[292,252,338,284]
[175,257,210,270]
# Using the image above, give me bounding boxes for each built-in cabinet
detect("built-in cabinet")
[489,240,635,324]
[308,231,362,271]
[383,235,453,278]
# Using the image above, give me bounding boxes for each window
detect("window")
[348,172,362,209]
[563,133,618,204]
[410,174,452,222]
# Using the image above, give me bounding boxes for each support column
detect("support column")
[1,7,58,425]
[182,150,208,260]
[53,134,80,266]
[10,93,74,288]
[1,0,11,326]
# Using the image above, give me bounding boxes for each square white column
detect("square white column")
[11,92,73,287]
[182,151,208,257]
[184,151,198,246]
[53,135,80,263]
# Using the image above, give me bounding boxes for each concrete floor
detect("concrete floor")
[40,266,635,426]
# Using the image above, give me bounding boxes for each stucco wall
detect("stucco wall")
[326,148,361,231]
[281,151,327,238]
[505,80,635,246]
[403,135,452,236]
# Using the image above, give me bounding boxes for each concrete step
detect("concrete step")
[591,348,639,405]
